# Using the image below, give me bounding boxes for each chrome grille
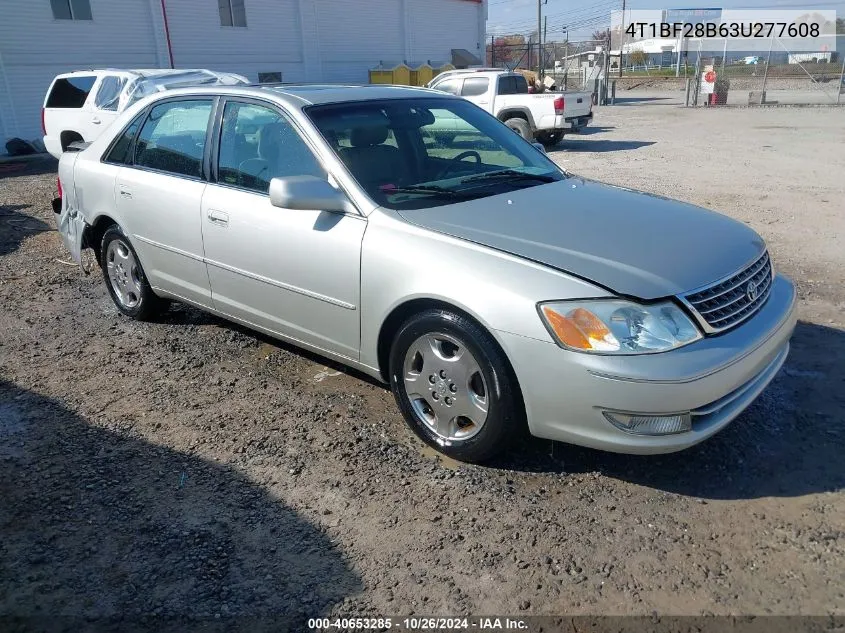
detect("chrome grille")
[682,251,772,333]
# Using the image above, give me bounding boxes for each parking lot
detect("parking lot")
[1,100,843,621]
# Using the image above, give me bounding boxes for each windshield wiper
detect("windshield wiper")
[380,184,483,198]
[460,169,559,184]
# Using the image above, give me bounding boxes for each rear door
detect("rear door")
[460,76,492,109]
[90,74,128,131]
[115,97,215,307]
[200,98,366,358]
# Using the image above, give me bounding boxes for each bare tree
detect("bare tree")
[629,48,648,68]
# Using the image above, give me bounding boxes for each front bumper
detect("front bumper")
[499,274,797,454]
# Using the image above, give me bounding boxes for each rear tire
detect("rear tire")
[389,308,522,463]
[504,117,533,141]
[100,225,170,321]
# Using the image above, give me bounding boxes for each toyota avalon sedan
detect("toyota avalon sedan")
[53,84,796,462]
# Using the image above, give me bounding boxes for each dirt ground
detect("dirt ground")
[1,100,843,627]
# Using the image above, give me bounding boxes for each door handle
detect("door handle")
[118,187,132,199]
[92,117,101,124]
[207,210,229,226]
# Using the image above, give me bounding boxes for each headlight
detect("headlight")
[538,299,702,354]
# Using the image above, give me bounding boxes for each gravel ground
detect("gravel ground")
[1,101,844,628]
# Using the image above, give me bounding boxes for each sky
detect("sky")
[486,0,845,41]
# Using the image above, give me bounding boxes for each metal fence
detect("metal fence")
[488,40,609,92]
[677,34,845,106]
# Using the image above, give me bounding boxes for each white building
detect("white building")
[0,0,487,146]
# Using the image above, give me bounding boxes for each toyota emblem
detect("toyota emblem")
[746,280,758,302]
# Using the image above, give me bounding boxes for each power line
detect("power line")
[489,0,619,33]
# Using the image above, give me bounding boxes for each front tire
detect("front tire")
[389,309,522,463]
[100,225,170,320]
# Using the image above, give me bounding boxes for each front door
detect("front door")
[200,99,365,359]
[115,97,215,307]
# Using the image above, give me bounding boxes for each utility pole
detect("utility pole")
[542,15,548,81]
[618,0,626,77]
[562,26,568,89]
[537,0,543,79]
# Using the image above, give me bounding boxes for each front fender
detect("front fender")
[359,209,612,372]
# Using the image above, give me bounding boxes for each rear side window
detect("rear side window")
[134,100,213,178]
[95,76,127,111]
[103,114,144,164]
[46,76,96,108]
[461,77,489,97]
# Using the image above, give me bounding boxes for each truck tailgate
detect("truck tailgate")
[561,92,592,118]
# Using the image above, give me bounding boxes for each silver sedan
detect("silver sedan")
[53,84,796,462]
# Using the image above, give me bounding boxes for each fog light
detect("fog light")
[602,411,692,435]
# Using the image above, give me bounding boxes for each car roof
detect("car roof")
[144,83,454,108]
[54,68,238,79]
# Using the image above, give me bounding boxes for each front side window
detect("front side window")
[218,0,247,27]
[94,76,127,111]
[217,101,324,194]
[307,98,564,211]
[51,0,92,20]
[46,76,96,108]
[134,100,213,178]
[432,78,461,95]
[461,77,489,97]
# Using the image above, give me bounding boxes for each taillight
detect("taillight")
[41,108,46,135]
[553,97,565,115]
[57,177,63,199]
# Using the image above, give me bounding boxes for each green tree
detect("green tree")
[837,17,844,34]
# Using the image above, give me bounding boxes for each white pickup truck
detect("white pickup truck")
[426,69,593,147]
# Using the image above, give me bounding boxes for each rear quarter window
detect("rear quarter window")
[46,76,97,108]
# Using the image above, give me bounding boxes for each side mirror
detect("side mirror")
[269,176,354,213]
[532,142,546,154]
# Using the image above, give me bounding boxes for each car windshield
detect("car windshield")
[305,98,566,210]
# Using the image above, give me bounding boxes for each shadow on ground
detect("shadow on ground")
[556,139,656,152]
[572,126,616,135]
[0,380,361,630]
[492,321,845,501]
[0,204,51,257]
[611,96,676,106]
[0,156,58,180]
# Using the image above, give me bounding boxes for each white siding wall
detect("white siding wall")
[315,0,404,83]
[408,0,483,65]
[164,0,306,82]
[0,0,485,148]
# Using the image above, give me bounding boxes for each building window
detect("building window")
[218,0,247,27]
[51,0,92,20]
[258,72,282,84]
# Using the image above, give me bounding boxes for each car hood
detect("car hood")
[396,178,765,300]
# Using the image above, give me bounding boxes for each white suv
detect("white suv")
[42,69,248,158]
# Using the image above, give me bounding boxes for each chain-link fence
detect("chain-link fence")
[487,40,609,92]
[670,35,845,106]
